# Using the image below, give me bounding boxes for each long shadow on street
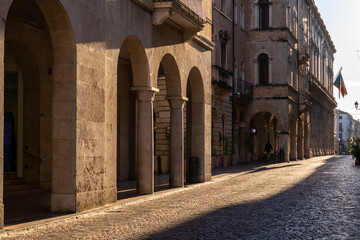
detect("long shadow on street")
[146,156,360,239]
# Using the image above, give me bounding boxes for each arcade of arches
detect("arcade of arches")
[0,0,336,230]
[0,0,212,228]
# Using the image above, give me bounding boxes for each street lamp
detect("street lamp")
[355,101,359,110]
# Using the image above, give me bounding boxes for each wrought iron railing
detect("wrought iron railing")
[235,79,253,99]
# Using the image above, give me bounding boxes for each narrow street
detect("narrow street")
[1,155,359,239]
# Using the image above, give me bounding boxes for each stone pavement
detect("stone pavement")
[1,155,359,239]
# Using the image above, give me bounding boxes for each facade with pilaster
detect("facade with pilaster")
[335,110,360,153]
[242,0,336,162]
[211,0,248,167]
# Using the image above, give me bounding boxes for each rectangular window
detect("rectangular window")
[339,133,342,141]
[259,2,269,29]
[339,123,343,132]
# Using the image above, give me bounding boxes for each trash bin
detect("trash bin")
[187,156,199,183]
[279,149,285,162]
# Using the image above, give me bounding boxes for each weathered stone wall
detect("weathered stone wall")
[154,76,170,174]
[0,0,213,227]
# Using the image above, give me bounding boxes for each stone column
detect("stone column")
[239,122,247,162]
[297,133,304,160]
[290,126,298,161]
[297,121,304,160]
[233,121,240,165]
[304,115,310,159]
[133,87,158,194]
[168,97,187,188]
[0,21,5,229]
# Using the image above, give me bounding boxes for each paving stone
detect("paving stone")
[0,156,359,239]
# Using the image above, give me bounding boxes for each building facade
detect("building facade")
[335,110,360,153]
[308,3,337,157]
[0,0,213,228]
[241,0,336,162]
[211,0,248,167]
[0,0,338,229]
[334,109,340,153]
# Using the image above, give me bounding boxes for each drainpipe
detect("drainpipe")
[232,0,236,161]
[296,0,301,160]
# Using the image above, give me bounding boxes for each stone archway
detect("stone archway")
[2,0,76,226]
[304,113,310,158]
[117,36,156,196]
[117,41,137,184]
[185,67,206,183]
[297,118,304,160]
[154,53,185,188]
[249,112,278,161]
[290,115,297,161]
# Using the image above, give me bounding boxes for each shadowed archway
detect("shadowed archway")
[2,0,76,226]
[185,67,206,183]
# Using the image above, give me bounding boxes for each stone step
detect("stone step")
[4,188,43,198]
[4,172,17,180]
[4,178,26,186]
[4,184,39,192]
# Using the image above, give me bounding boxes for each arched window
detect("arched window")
[259,0,269,30]
[258,53,269,86]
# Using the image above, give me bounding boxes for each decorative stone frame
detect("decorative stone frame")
[253,50,273,86]
[253,0,273,29]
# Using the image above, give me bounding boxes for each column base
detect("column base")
[51,193,76,212]
[0,203,4,229]
[76,190,105,212]
[104,186,117,204]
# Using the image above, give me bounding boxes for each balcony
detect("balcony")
[153,0,206,39]
[299,41,310,65]
[212,65,232,89]
[300,90,311,114]
[212,65,232,99]
[234,80,253,104]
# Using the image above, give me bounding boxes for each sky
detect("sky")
[315,0,360,119]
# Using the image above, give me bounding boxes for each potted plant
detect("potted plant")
[350,138,360,165]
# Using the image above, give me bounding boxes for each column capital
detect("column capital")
[166,96,188,109]
[132,87,159,102]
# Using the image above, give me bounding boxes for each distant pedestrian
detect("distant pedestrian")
[264,141,273,160]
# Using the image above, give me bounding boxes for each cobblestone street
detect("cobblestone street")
[1,155,359,239]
